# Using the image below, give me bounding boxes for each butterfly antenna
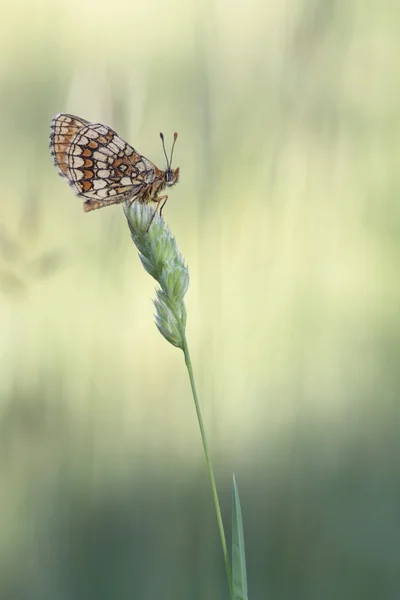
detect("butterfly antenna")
[169,132,178,166]
[159,132,170,168]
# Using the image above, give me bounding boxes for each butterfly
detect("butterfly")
[49,113,179,218]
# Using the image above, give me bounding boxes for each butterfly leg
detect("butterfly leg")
[158,195,168,218]
[146,195,168,232]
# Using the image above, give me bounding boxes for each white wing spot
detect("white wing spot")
[113,136,125,150]
[72,156,85,168]
[86,128,99,139]
[72,168,84,181]
[108,142,119,154]
[93,151,106,161]
[93,179,107,190]
[98,146,113,157]
[76,135,89,146]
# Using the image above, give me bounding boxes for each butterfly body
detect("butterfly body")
[49,113,179,214]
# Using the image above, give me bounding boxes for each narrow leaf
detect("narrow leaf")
[232,474,248,600]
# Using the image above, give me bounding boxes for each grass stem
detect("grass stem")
[181,332,233,600]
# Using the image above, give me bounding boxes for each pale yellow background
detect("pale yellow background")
[0,1,399,598]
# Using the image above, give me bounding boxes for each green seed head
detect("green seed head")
[124,201,189,350]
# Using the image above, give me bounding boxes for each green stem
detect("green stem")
[181,333,233,600]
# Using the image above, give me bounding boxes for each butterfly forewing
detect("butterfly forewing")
[49,113,159,211]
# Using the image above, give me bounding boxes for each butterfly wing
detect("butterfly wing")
[50,114,89,179]
[50,113,158,211]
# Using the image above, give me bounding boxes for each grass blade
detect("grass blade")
[232,474,248,600]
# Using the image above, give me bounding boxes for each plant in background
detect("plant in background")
[125,200,248,600]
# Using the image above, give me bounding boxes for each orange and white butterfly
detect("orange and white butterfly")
[49,113,179,216]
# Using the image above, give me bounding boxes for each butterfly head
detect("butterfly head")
[160,132,179,188]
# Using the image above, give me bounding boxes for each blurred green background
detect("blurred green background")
[1,0,399,598]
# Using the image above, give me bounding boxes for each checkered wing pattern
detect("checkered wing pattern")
[49,113,158,212]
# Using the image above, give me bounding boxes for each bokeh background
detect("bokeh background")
[1,0,399,598]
